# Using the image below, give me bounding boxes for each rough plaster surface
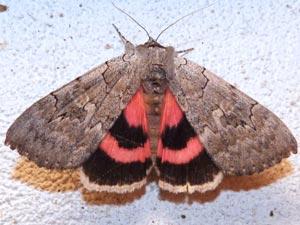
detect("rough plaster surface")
[0,0,299,225]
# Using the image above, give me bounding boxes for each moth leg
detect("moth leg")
[176,48,194,56]
[80,89,153,193]
[156,89,223,193]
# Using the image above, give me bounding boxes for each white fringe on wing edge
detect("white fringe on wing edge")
[80,168,147,194]
[158,171,224,194]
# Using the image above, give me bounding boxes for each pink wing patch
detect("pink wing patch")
[157,89,204,164]
[99,89,151,163]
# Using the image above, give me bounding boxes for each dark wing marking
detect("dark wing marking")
[81,148,152,193]
[156,89,222,193]
[157,152,223,193]
[81,89,152,193]
[5,56,140,169]
[171,57,297,175]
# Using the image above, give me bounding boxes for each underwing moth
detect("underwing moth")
[5,22,297,194]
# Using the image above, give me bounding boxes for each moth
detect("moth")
[5,11,297,194]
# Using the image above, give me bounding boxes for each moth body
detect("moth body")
[135,41,175,154]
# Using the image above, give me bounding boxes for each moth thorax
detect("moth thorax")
[142,66,168,95]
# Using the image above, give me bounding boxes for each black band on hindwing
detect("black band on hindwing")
[109,112,148,149]
[161,115,197,150]
[83,148,152,186]
[156,150,220,186]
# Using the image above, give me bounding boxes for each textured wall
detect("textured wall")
[0,1,299,225]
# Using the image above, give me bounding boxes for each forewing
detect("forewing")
[171,57,297,175]
[5,56,140,169]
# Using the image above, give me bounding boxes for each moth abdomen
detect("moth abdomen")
[143,92,164,154]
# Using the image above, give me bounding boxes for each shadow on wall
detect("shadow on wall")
[12,157,293,205]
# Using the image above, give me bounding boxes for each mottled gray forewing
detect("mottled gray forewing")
[5,56,140,169]
[171,57,297,175]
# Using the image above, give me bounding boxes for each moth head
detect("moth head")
[135,40,174,95]
[135,39,175,63]
[112,4,196,84]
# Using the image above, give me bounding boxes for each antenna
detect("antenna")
[112,3,151,39]
[155,2,216,41]
[112,23,130,44]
